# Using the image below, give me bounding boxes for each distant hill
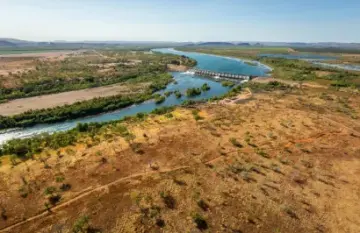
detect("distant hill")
[237,42,250,46]
[196,42,236,46]
[0,40,16,47]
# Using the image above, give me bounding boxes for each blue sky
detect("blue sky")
[1,0,359,42]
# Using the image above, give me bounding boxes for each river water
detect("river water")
[0,48,270,145]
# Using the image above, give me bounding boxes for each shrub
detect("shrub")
[230,138,243,148]
[160,191,176,209]
[154,95,166,104]
[156,219,165,228]
[44,186,57,196]
[197,199,210,211]
[151,106,174,115]
[192,213,208,230]
[201,83,211,91]
[164,91,173,97]
[60,183,72,192]
[174,90,182,98]
[72,216,90,233]
[192,110,204,121]
[186,87,202,97]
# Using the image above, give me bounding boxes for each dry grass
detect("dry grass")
[0,87,359,233]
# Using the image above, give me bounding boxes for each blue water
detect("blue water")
[259,53,337,61]
[154,48,271,76]
[0,48,270,144]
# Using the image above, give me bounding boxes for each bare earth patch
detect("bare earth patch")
[252,77,325,89]
[0,83,149,116]
[167,64,189,72]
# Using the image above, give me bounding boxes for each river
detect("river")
[0,48,270,145]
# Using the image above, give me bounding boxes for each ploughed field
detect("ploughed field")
[0,84,359,233]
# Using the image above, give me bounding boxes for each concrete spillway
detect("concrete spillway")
[188,68,255,81]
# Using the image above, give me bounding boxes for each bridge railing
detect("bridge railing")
[188,68,252,80]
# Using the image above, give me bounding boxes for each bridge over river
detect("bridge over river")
[188,68,256,81]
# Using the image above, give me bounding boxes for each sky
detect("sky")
[1,0,360,42]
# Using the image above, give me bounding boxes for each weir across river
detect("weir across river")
[188,68,255,81]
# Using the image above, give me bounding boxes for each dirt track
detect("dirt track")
[0,83,148,116]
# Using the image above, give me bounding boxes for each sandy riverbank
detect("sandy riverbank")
[0,83,149,116]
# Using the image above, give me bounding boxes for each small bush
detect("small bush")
[256,148,270,158]
[174,90,182,98]
[56,176,65,183]
[192,109,204,121]
[186,87,202,97]
[164,91,173,97]
[201,83,211,91]
[193,213,208,230]
[197,199,210,211]
[60,183,72,192]
[230,138,243,148]
[72,216,90,233]
[156,219,165,228]
[44,186,57,195]
[160,191,176,209]
[1,208,7,221]
[154,95,166,104]
[48,194,61,205]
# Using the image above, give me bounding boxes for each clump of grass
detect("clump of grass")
[165,113,173,118]
[18,186,28,198]
[244,132,257,147]
[256,148,270,158]
[192,109,204,121]
[192,213,208,230]
[279,157,290,165]
[1,207,7,221]
[230,138,243,148]
[156,219,165,228]
[197,199,210,211]
[44,186,57,196]
[60,183,72,192]
[283,207,298,219]
[55,176,65,183]
[72,215,90,233]
[160,191,176,209]
[44,186,61,205]
[136,112,146,119]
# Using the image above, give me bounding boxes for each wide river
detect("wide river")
[0,48,270,145]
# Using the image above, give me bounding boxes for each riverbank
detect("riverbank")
[0,82,150,116]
